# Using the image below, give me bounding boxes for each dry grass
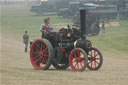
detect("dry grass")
[1,35,128,85]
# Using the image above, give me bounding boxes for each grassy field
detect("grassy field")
[1,5,128,85]
[90,21,128,54]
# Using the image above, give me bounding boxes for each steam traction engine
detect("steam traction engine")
[30,10,103,71]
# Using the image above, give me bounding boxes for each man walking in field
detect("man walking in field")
[23,31,29,52]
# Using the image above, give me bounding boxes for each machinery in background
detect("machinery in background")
[117,0,128,20]
[30,0,56,15]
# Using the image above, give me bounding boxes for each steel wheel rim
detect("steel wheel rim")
[70,49,86,71]
[30,40,49,70]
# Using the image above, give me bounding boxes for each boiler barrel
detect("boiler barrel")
[60,39,92,50]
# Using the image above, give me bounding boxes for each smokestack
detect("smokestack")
[80,10,86,39]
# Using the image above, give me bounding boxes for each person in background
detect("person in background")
[23,31,29,52]
[102,20,105,33]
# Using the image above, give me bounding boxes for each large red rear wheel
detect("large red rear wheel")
[30,39,53,70]
[87,47,103,70]
[69,48,88,71]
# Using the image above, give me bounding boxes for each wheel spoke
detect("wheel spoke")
[74,57,78,60]
[94,50,96,57]
[80,62,83,68]
[96,58,101,60]
[41,56,46,64]
[72,60,76,63]
[72,53,78,60]
[81,61,85,64]
[74,63,77,68]
[93,50,95,57]
[43,54,48,56]
[32,52,39,54]
[91,61,93,68]
[42,42,46,49]
[42,48,48,53]
[77,62,79,70]
[40,43,43,50]
[34,55,40,59]
[36,43,41,50]
[91,50,93,57]
[79,52,83,58]
[73,52,77,58]
[95,53,99,57]
[34,58,40,64]
[88,54,92,57]
[88,61,92,65]
[80,57,85,61]
[44,50,48,55]
[95,61,100,65]
[77,51,80,58]
[35,46,39,51]
[44,56,48,63]
[94,61,96,68]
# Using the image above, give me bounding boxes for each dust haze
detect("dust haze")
[1,0,128,85]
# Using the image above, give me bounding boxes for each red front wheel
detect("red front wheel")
[87,47,103,70]
[69,48,88,71]
[30,39,53,70]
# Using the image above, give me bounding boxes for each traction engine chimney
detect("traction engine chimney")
[80,10,86,39]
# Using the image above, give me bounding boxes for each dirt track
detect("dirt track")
[1,34,128,85]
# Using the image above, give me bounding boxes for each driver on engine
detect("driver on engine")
[40,18,53,38]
